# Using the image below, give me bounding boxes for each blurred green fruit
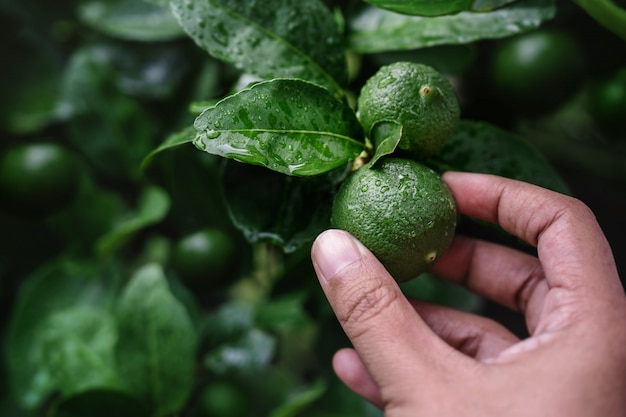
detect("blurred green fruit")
[0,142,82,217]
[489,28,585,114]
[172,228,238,286]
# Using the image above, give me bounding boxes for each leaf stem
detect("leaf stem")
[572,0,626,40]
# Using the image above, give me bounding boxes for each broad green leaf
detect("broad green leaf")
[431,120,570,194]
[256,293,311,333]
[361,0,471,16]
[366,122,402,168]
[58,43,161,181]
[200,301,256,349]
[49,389,149,417]
[399,273,482,312]
[38,307,121,396]
[573,0,626,41]
[349,0,556,53]
[269,379,327,417]
[96,186,170,256]
[361,0,518,15]
[115,263,197,416]
[204,329,276,375]
[141,126,196,169]
[6,260,121,410]
[0,33,62,134]
[77,0,185,41]
[193,79,365,176]
[221,161,349,253]
[472,0,520,11]
[170,0,347,93]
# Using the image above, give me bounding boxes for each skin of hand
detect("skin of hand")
[311,172,626,417]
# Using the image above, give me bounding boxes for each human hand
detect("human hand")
[311,172,626,417]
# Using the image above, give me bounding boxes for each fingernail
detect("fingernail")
[312,230,363,282]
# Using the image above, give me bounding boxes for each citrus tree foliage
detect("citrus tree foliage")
[1,0,625,416]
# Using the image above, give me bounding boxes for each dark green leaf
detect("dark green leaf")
[38,307,121,396]
[221,161,348,253]
[96,186,171,256]
[366,122,402,168]
[431,120,570,194]
[170,0,347,93]
[193,79,365,176]
[77,0,185,41]
[269,379,327,417]
[58,43,161,181]
[0,34,62,134]
[115,263,196,416]
[573,0,626,41]
[6,260,121,409]
[361,0,471,16]
[142,126,196,169]
[349,0,556,53]
[50,389,149,417]
[204,329,276,375]
[256,293,311,333]
[361,0,519,15]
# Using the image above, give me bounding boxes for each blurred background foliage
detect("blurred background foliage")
[1,0,625,416]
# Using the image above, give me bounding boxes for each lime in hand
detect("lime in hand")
[331,157,456,282]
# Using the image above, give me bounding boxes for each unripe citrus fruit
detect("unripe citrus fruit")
[331,157,456,282]
[589,67,626,134]
[357,62,460,160]
[489,28,585,114]
[0,142,82,217]
[172,228,237,286]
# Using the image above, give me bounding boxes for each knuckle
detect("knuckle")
[339,277,401,336]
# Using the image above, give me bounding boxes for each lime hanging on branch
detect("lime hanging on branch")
[357,62,461,161]
[331,157,457,282]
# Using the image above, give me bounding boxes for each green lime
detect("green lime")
[489,28,585,113]
[357,62,460,160]
[331,157,456,282]
[199,380,250,417]
[589,67,626,133]
[0,142,82,217]
[172,228,237,286]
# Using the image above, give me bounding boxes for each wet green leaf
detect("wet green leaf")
[204,329,276,375]
[115,264,197,416]
[193,79,364,177]
[0,35,62,134]
[96,186,171,256]
[78,0,185,41]
[431,120,571,194]
[38,307,121,396]
[222,161,348,253]
[366,122,402,168]
[349,0,556,53]
[170,0,347,93]
[50,389,149,417]
[269,379,326,417]
[142,126,196,169]
[361,0,472,16]
[6,260,121,410]
[361,0,519,15]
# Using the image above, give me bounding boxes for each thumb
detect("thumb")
[311,229,457,397]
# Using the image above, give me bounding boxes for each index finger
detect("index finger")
[441,172,622,301]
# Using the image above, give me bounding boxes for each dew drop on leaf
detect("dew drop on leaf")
[206,130,220,139]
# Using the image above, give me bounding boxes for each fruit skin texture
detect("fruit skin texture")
[0,142,82,216]
[331,157,456,282]
[357,62,460,161]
